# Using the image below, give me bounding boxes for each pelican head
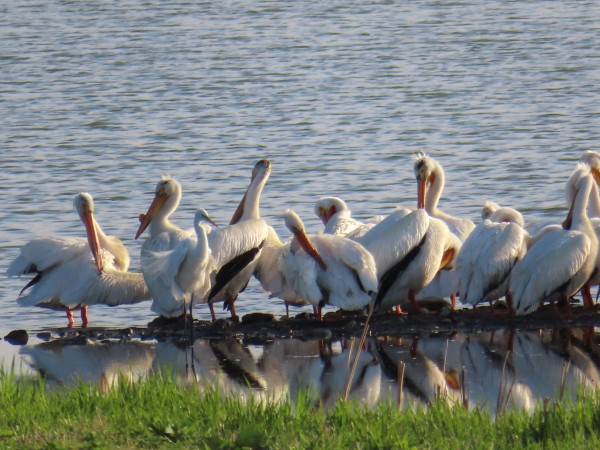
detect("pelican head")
[579,151,600,186]
[74,192,103,273]
[481,201,501,221]
[252,159,272,181]
[135,177,181,239]
[314,197,348,225]
[282,209,327,270]
[230,159,272,225]
[413,153,436,209]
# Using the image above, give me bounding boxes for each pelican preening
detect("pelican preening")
[281,209,378,320]
[7,193,150,326]
[367,210,460,313]
[204,159,271,319]
[8,153,600,324]
[456,206,528,309]
[314,197,384,240]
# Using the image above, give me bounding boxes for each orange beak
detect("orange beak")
[592,168,600,187]
[563,195,576,230]
[320,205,336,225]
[294,228,327,271]
[417,178,427,209]
[82,211,103,273]
[135,193,167,239]
[230,191,247,225]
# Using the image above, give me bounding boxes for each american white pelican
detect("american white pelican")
[135,176,191,247]
[136,176,198,318]
[141,209,216,318]
[456,206,528,309]
[579,151,600,184]
[414,153,475,241]
[8,193,150,326]
[510,168,598,315]
[566,161,600,298]
[314,197,384,239]
[366,209,460,313]
[281,209,378,320]
[204,160,271,319]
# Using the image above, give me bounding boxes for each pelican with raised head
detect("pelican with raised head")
[204,159,271,320]
[414,153,475,241]
[510,166,598,315]
[8,193,150,326]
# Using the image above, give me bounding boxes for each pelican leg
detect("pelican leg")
[208,302,216,322]
[227,297,238,319]
[409,290,419,313]
[80,307,89,327]
[67,310,75,328]
[311,305,324,321]
[505,292,515,316]
[285,302,290,318]
[450,293,456,309]
[189,293,194,321]
[581,283,594,309]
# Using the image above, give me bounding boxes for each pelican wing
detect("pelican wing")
[207,243,264,302]
[358,209,430,277]
[141,244,190,316]
[208,220,269,268]
[511,229,591,314]
[280,245,322,305]
[313,234,378,294]
[64,270,151,307]
[7,237,89,275]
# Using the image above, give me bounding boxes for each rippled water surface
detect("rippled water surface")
[1,1,600,387]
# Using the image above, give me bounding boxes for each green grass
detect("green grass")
[2,373,600,449]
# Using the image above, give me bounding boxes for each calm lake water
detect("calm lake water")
[1,0,600,404]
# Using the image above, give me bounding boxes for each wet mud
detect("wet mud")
[7,300,600,347]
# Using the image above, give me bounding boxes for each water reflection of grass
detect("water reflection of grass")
[1,373,600,449]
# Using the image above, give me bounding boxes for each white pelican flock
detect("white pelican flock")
[7,152,600,326]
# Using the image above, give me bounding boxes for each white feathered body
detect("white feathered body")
[143,220,215,318]
[10,238,149,310]
[510,229,592,315]
[282,233,377,311]
[457,220,528,306]
[365,210,455,309]
[207,218,269,305]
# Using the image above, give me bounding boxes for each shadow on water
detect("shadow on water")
[15,327,600,416]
